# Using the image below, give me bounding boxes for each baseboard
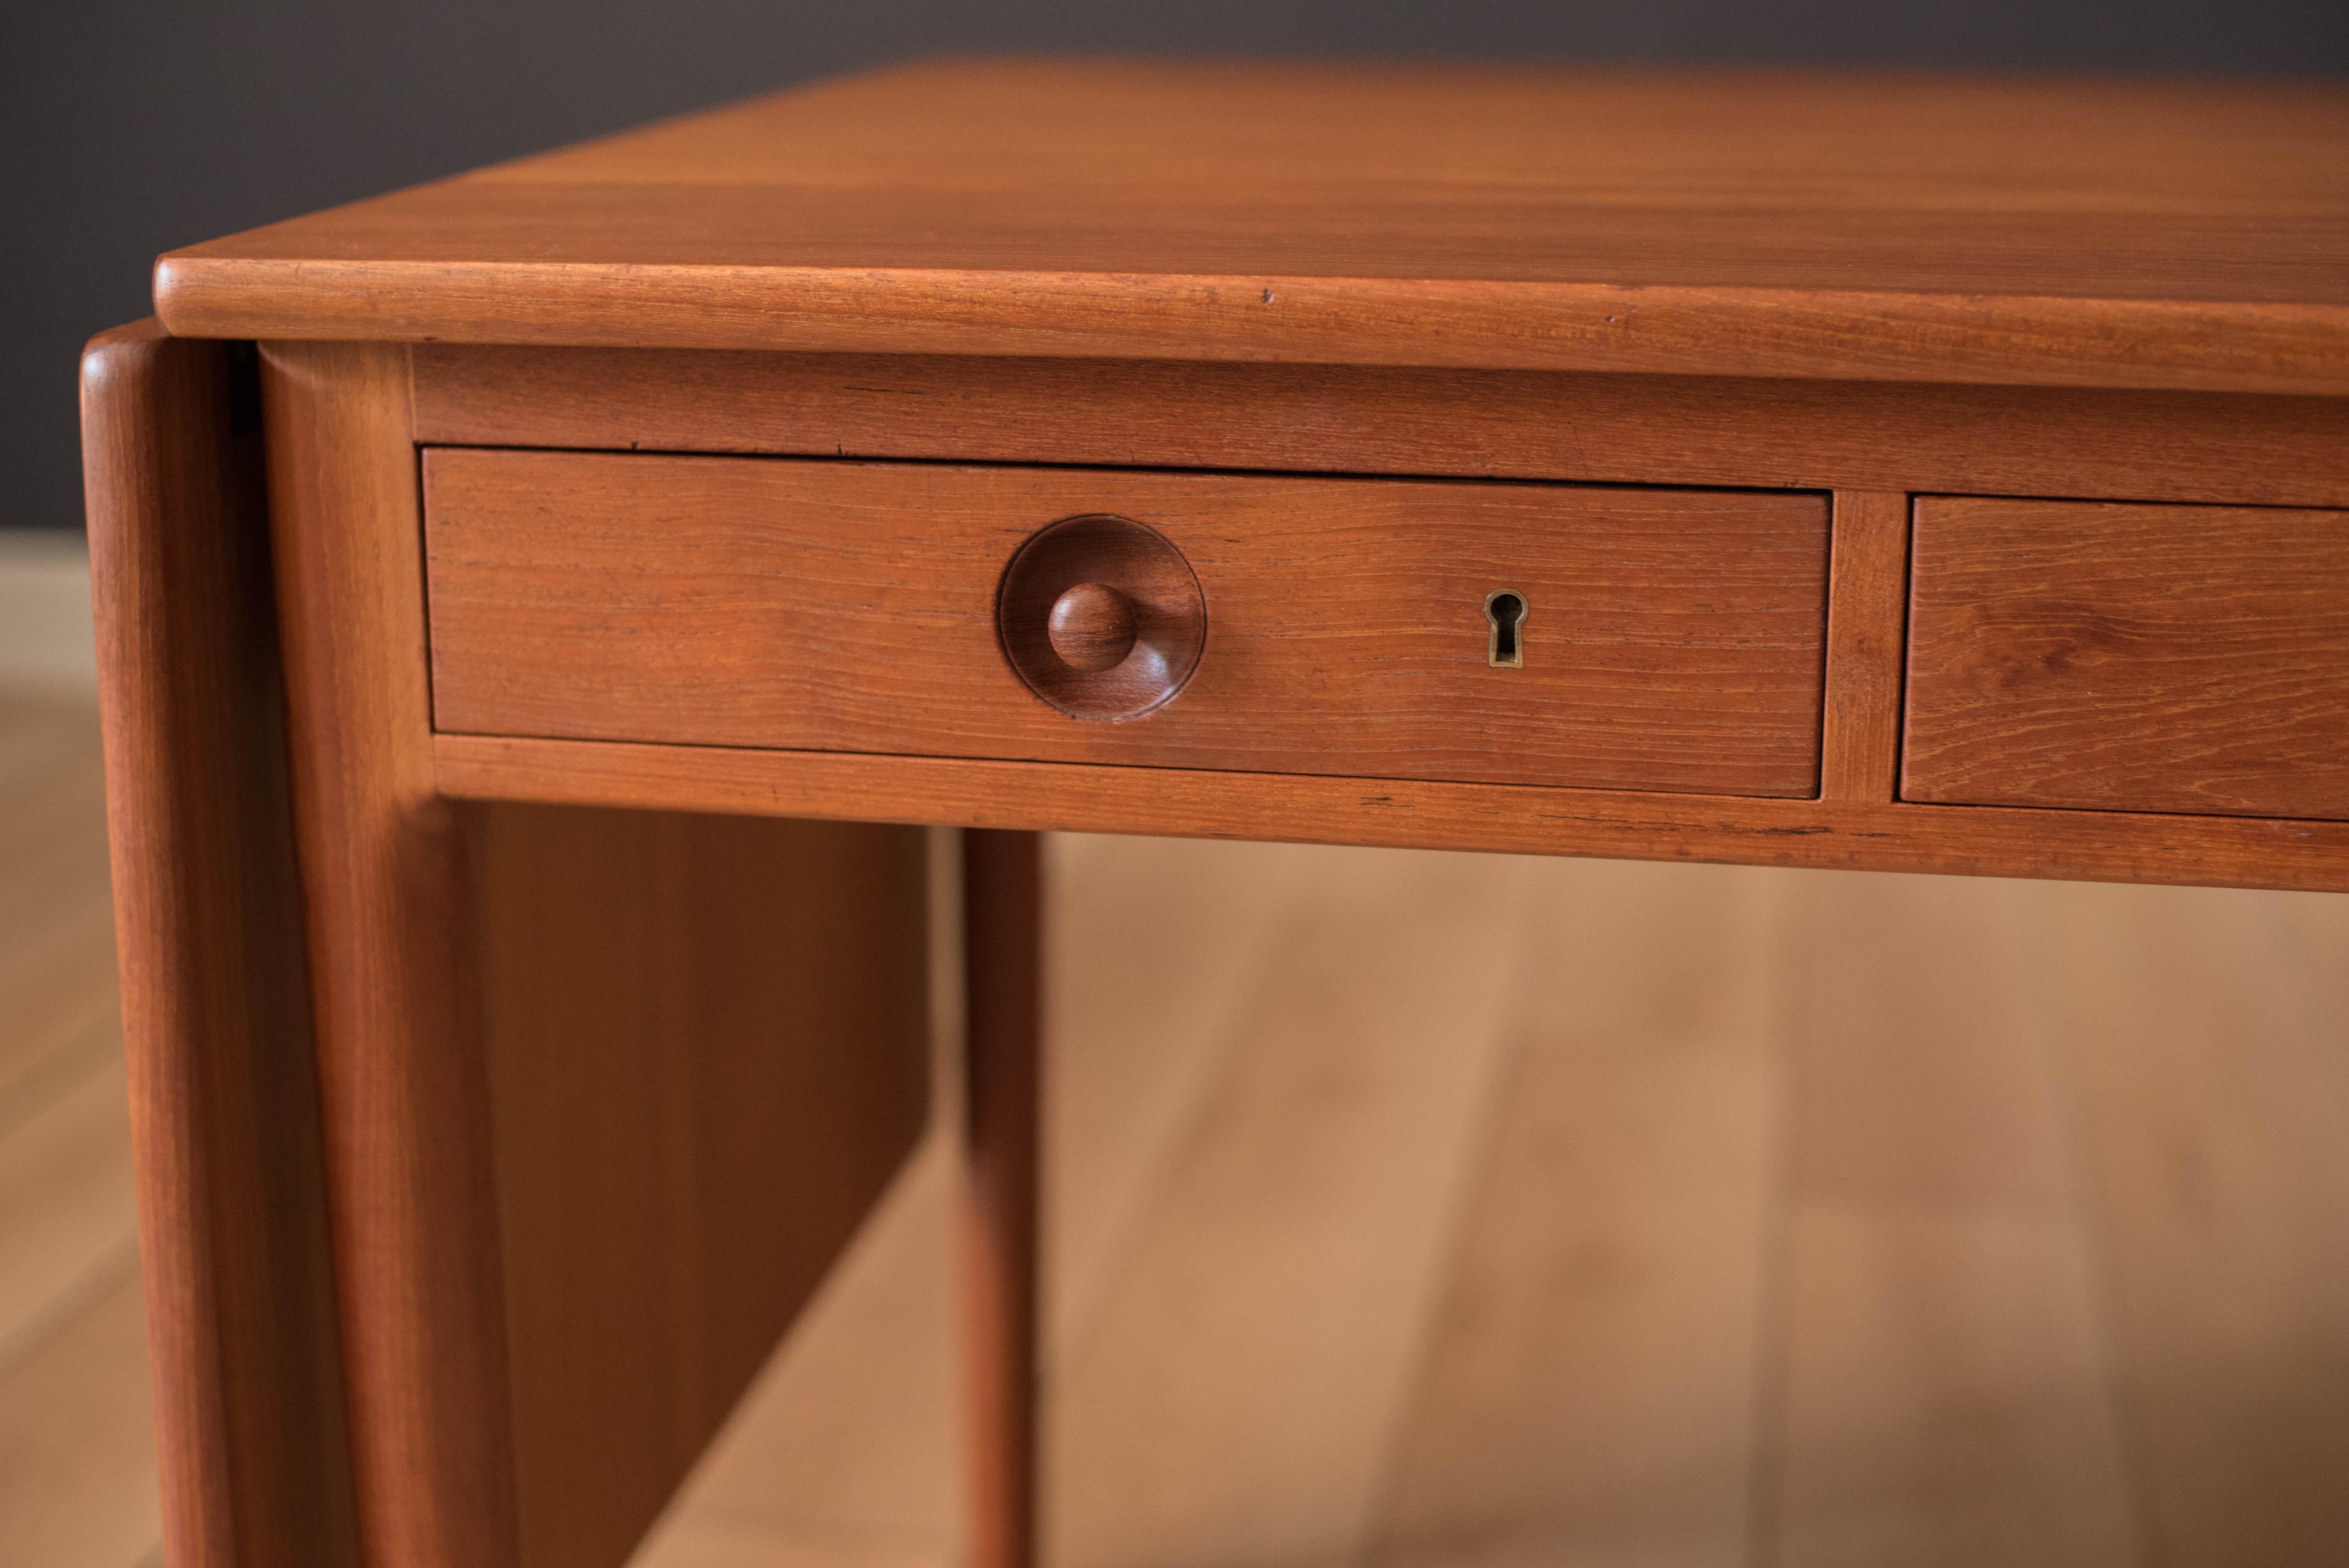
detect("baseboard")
[0,530,96,695]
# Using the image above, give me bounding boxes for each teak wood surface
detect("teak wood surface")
[261,339,519,1568]
[1905,498,2349,822]
[86,53,2349,1568]
[960,830,1043,1568]
[154,61,2349,394]
[81,324,358,1568]
[413,348,2349,511]
[88,335,935,1568]
[474,803,929,1568]
[423,450,1830,799]
[399,341,2349,894]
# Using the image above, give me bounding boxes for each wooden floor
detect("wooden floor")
[5,682,2347,1568]
[0,691,159,1568]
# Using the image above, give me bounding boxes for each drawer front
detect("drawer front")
[424,451,1829,797]
[1905,497,2349,820]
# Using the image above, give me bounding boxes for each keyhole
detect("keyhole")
[1485,590,1527,668]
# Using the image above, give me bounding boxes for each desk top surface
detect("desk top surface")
[155,59,2349,393]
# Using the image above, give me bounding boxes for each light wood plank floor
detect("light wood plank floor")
[0,690,158,1568]
[638,840,2349,1568]
[4,683,2346,1568]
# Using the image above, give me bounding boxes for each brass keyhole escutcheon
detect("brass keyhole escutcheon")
[1485,590,1528,668]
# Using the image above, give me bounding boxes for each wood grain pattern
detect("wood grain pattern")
[1904,498,2349,821]
[80,322,359,1568]
[999,521,1204,720]
[629,1138,964,1568]
[2026,884,2349,1567]
[423,451,1829,799]
[0,692,162,1568]
[1773,875,2142,1567]
[1051,848,1552,1568]
[1820,493,1911,803]
[0,903,118,1158]
[0,1057,135,1411]
[411,347,2349,512]
[538,834,2349,1566]
[1776,1204,2142,1567]
[0,1273,162,1568]
[261,340,521,1568]
[23,727,2349,1568]
[433,731,2349,894]
[267,346,940,1568]
[0,706,128,1379]
[1042,837,1320,1360]
[155,62,2349,393]
[961,830,1042,1568]
[1366,858,1783,1567]
[474,804,931,1568]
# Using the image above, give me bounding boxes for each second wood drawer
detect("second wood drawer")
[423,452,1830,797]
[1904,497,2349,820]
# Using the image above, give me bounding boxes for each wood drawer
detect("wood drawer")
[1904,497,2349,820]
[423,451,1829,798]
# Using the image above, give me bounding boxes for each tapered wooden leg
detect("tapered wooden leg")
[264,339,937,1568]
[84,322,360,1568]
[962,828,1043,1568]
[263,340,524,1568]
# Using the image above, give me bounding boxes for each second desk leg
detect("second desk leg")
[963,828,1043,1568]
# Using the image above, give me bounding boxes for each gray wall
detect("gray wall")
[10,0,2346,531]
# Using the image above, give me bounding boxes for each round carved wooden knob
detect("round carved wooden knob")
[997,514,1206,720]
[1047,583,1139,672]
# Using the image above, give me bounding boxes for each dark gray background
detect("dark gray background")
[9,0,2346,531]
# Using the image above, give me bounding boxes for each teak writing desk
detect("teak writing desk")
[80,58,2349,1568]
